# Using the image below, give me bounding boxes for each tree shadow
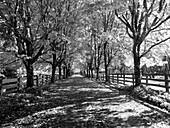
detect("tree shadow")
[12,103,169,128]
[1,76,170,127]
[43,76,130,108]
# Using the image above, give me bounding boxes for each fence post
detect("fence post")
[0,77,3,95]
[146,74,148,86]
[117,74,119,83]
[112,74,114,82]
[103,74,104,81]
[111,69,113,83]
[108,69,110,82]
[48,75,49,84]
[17,77,20,88]
[41,74,45,85]
[123,74,125,85]
[47,75,49,84]
[47,75,49,83]
[165,74,169,92]
[55,74,58,81]
[49,75,51,83]
[45,75,47,84]
[46,75,47,84]
[132,74,134,86]
[40,74,43,86]
[36,75,39,87]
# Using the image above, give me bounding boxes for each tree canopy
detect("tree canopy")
[1,0,170,89]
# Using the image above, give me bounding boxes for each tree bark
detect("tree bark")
[58,64,62,80]
[96,47,102,80]
[104,42,109,82]
[88,66,91,78]
[66,64,71,78]
[105,65,109,82]
[66,67,69,78]
[91,68,93,78]
[51,53,57,83]
[25,63,34,88]
[51,65,56,84]
[63,66,66,79]
[133,48,141,87]
[96,67,99,80]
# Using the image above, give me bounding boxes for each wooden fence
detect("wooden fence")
[0,78,20,94]
[0,74,59,95]
[94,72,170,92]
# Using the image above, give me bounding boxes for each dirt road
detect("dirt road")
[3,74,170,128]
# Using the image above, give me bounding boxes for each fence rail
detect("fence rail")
[0,74,60,95]
[92,71,170,92]
[1,78,20,94]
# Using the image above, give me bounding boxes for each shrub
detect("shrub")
[2,67,17,78]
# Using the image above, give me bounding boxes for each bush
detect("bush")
[2,67,17,78]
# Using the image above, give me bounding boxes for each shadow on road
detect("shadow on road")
[3,75,170,127]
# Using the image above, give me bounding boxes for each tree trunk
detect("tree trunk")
[91,69,93,78]
[58,64,62,80]
[51,65,56,84]
[25,63,34,88]
[88,66,91,78]
[86,68,89,77]
[133,50,141,87]
[96,67,99,80]
[66,64,71,78]
[63,66,66,79]
[66,67,69,78]
[104,42,108,82]
[51,53,57,83]
[96,49,101,80]
[105,65,109,82]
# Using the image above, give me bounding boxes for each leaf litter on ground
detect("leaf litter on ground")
[1,76,170,127]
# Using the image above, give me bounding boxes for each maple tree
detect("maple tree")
[0,0,63,89]
[39,0,81,83]
[115,0,170,88]
[80,0,118,80]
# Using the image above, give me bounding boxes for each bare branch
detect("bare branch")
[0,59,19,66]
[151,15,170,31]
[122,15,134,34]
[126,26,133,38]
[151,27,170,32]
[140,36,170,58]
[39,57,52,65]
[32,45,44,63]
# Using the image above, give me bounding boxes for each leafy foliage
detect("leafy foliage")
[115,0,170,87]
[2,67,17,78]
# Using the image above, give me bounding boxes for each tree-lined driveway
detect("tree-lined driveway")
[3,75,170,128]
